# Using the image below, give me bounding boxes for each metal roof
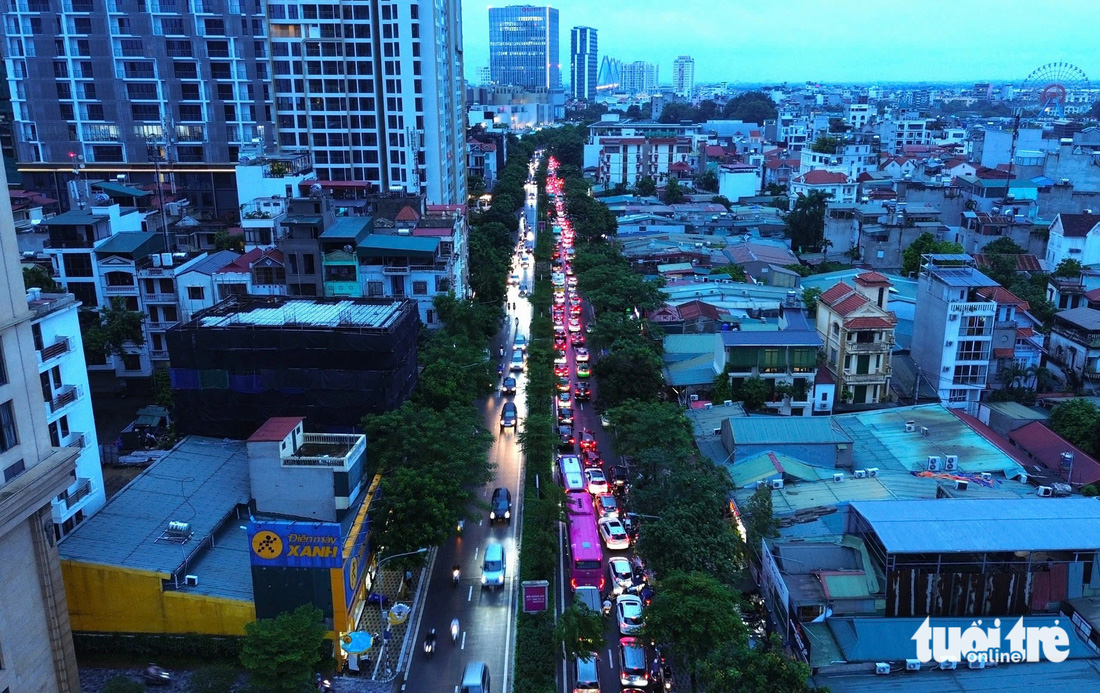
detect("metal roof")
[42,209,106,226]
[730,417,853,446]
[662,353,717,386]
[93,181,152,198]
[851,498,1100,553]
[320,215,373,241]
[926,266,997,287]
[356,235,439,258]
[724,450,836,488]
[196,298,407,330]
[720,329,821,348]
[59,437,251,596]
[95,231,163,256]
[178,250,240,276]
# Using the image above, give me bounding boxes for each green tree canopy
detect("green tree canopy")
[712,263,748,282]
[743,485,780,563]
[22,265,61,292]
[802,286,823,317]
[592,342,665,409]
[810,135,844,154]
[82,297,146,357]
[240,605,327,692]
[553,599,606,661]
[901,232,964,276]
[640,571,747,687]
[785,190,829,254]
[213,230,244,253]
[605,400,695,459]
[664,177,686,203]
[466,173,487,199]
[1054,258,1084,278]
[699,633,823,693]
[1048,398,1100,455]
[635,176,657,197]
[721,91,778,123]
[737,375,770,410]
[695,170,719,193]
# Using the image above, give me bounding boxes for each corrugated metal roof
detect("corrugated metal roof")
[95,231,163,256]
[93,181,151,198]
[197,299,405,329]
[725,451,836,488]
[851,498,1100,553]
[730,417,853,446]
[820,573,870,599]
[60,437,251,588]
[719,329,821,347]
[179,250,240,276]
[662,354,717,386]
[320,215,373,241]
[356,235,438,258]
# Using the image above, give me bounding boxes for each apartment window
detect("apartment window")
[56,82,71,99]
[122,354,142,371]
[3,460,25,483]
[0,401,18,453]
[186,285,206,301]
[178,104,203,121]
[180,83,200,100]
[953,365,987,385]
[0,336,6,384]
[412,281,428,296]
[131,104,159,120]
[367,281,384,297]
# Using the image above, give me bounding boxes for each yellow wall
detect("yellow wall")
[62,561,255,636]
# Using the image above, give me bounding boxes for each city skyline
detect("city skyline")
[468,1,1100,85]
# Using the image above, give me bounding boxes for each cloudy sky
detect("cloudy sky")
[465,1,1100,85]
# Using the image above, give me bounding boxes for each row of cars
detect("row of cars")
[546,157,671,693]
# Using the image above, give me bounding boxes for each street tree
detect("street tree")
[743,485,780,563]
[636,505,744,586]
[553,599,606,661]
[605,400,694,459]
[721,91,778,122]
[664,178,686,204]
[700,634,824,693]
[240,605,327,693]
[82,297,146,357]
[592,343,665,409]
[640,571,747,688]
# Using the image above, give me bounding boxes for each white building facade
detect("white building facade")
[672,55,695,98]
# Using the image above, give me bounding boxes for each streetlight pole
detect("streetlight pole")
[372,547,427,680]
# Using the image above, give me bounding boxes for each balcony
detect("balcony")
[47,385,81,414]
[283,433,366,469]
[38,337,71,363]
[409,263,447,273]
[994,319,1018,330]
[66,432,88,449]
[382,265,409,275]
[150,349,169,360]
[143,292,175,302]
[147,320,179,331]
[104,284,138,295]
[67,477,94,504]
[845,340,892,354]
[842,368,891,384]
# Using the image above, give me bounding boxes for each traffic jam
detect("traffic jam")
[545,159,674,692]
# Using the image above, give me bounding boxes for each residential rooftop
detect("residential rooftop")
[183,296,414,332]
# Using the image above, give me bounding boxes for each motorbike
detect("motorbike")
[316,674,333,692]
[499,346,505,357]
[423,629,436,659]
[451,618,460,644]
[456,519,465,535]
[452,564,461,586]
[141,664,171,686]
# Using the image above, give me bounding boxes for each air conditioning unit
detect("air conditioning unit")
[968,658,986,670]
[1019,473,1028,485]
[770,478,784,489]
[867,467,879,477]
[703,403,713,410]
[905,659,921,672]
[921,426,929,437]
[979,472,993,482]
[955,479,968,491]
[689,394,699,401]
[723,400,734,407]
[1037,485,1054,497]
[905,421,916,433]
[945,341,954,347]
[833,473,845,483]
[875,662,891,675]
[854,469,868,479]
[944,455,959,471]
[927,455,940,471]
[184,574,199,586]
[712,427,721,436]
[949,313,959,321]
[939,660,958,670]
[942,366,951,373]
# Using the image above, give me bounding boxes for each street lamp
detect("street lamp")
[372,547,428,680]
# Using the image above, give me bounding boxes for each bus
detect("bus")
[556,454,582,486]
[565,493,605,591]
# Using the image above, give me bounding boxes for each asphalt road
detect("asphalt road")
[402,172,540,693]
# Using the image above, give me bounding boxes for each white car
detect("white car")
[617,594,644,635]
[514,334,527,352]
[575,347,590,363]
[596,493,620,519]
[585,468,608,495]
[568,318,582,333]
[509,274,521,285]
[608,556,633,595]
[598,518,630,551]
[554,352,567,366]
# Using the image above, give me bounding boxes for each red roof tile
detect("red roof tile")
[1017,327,1035,339]
[1008,421,1100,486]
[854,271,891,287]
[974,286,1030,310]
[248,417,303,442]
[819,281,855,306]
[814,368,835,386]
[704,145,726,157]
[993,347,1016,358]
[678,300,721,321]
[797,170,851,185]
[396,205,421,222]
[669,162,693,172]
[1056,213,1100,238]
[844,316,897,329]
[831,293,869,316]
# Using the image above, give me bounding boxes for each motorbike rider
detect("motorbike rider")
[450,618,460,642]
[424,628,436,655]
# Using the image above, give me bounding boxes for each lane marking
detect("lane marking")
[467,585,473,602]
[461,631,467,650]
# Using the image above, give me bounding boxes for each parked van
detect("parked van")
[500,402,518,430]
[481,541,506,589]
[461,661,491,693]
[574,654,600,693]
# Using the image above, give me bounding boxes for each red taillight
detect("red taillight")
[570,578,577,590]
[599,578,606,590]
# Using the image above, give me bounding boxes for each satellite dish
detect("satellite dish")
[238,156,251,164]
[93,193,111,204]
[309,183,323,197]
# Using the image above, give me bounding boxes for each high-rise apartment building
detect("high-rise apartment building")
[488,5,559,91]
[570,26,597,101]
[672,55,694,98]
[2,0,466,206]
[0,161,82,693]
[619,61,658,96]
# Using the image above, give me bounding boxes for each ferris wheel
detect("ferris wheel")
[1021,62,1090,118]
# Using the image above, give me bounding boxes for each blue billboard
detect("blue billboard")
[248,520,343,569]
